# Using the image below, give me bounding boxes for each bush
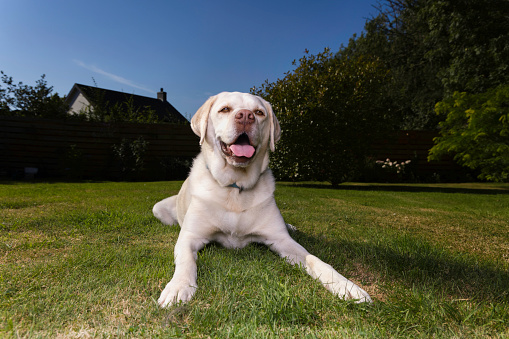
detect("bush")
[159,156,192,180]
[252,49,396,185]
[112,137,149,180]
[429,84,509,182]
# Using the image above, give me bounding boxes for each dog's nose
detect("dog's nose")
[235,110,255,125]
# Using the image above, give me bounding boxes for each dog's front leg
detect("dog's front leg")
[158,231,207,308]
[268,235,372,303]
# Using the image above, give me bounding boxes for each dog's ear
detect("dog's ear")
[191,95,217,145]
[263,99,281,152]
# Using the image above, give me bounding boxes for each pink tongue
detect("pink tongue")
[230,144,255,158]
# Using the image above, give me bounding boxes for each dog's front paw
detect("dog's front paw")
[158,280,197,308]
[306,255,372,303]
[329,279,372,303]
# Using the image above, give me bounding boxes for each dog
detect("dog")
[153,92,372,307]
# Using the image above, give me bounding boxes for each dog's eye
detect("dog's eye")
[255,109,265,116]
[219,106,230,113]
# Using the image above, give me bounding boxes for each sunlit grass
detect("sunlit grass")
[1,181,508,337]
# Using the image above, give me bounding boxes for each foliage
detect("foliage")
[112,136,149,180]
[62,144,85,179]
[0,71,68,118]
[429,84,509,182]
[252,0,509,183]
[339,0,509,130]
[426,0,509,95]
[159,156,193,180]
[252,49,395,185]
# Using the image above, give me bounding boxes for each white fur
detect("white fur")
[153,92,372,307]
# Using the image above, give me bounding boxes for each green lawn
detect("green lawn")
[1,181,508,338]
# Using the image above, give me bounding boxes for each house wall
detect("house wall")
[68,92,91,115]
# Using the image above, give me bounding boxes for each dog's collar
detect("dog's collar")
[227,182,243,192]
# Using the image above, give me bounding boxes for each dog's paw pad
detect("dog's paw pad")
[285,223,297,232]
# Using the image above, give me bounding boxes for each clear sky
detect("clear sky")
[1,0,377,118]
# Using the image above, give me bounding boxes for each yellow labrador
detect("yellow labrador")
[153,92,372,307]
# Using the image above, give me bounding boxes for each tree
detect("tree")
[339,0,445,129]
[428,84,509,182]
[252,49,395,185]
[0,71,68,118]
[339,0,509,130]
[0,73,14,115]
[425,0,509,96]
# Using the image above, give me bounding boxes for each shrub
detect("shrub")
[112,136,149,180]
[159,156,192,180]
[252,49,395,185]
[429,84,509,182]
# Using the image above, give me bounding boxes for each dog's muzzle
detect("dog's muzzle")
[220,133,256,163]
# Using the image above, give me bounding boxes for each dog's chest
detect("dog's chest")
[223,189,251,212]
[208,191,267,248]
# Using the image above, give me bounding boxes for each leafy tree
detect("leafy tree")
[0,71,68,118]
[339,0,444,129]
[0,73,14,115]
[252,49,395,185]
[339,0,509,130]
[429,84,509,182]
[425,0,509,95]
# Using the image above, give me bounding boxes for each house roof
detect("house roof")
[66,83,188,123]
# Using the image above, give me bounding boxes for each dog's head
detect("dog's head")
[191,92,281,168]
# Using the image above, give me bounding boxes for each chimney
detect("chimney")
[157,88,167,102]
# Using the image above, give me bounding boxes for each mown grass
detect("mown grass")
[1,181,508,337]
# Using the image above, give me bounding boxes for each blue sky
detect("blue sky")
[1,0,377,118]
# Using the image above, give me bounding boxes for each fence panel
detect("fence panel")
[1,117,464,181]
[0,116,199,180]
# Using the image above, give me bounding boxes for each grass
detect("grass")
[1,180,508,338]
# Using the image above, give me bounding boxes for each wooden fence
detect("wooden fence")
[0,116,200,180]
[1,116,463,181]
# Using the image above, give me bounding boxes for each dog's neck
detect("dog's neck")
[205,161,262,192]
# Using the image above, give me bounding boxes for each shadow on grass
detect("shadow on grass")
[290,229,509,303]
[280,182,509,195]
